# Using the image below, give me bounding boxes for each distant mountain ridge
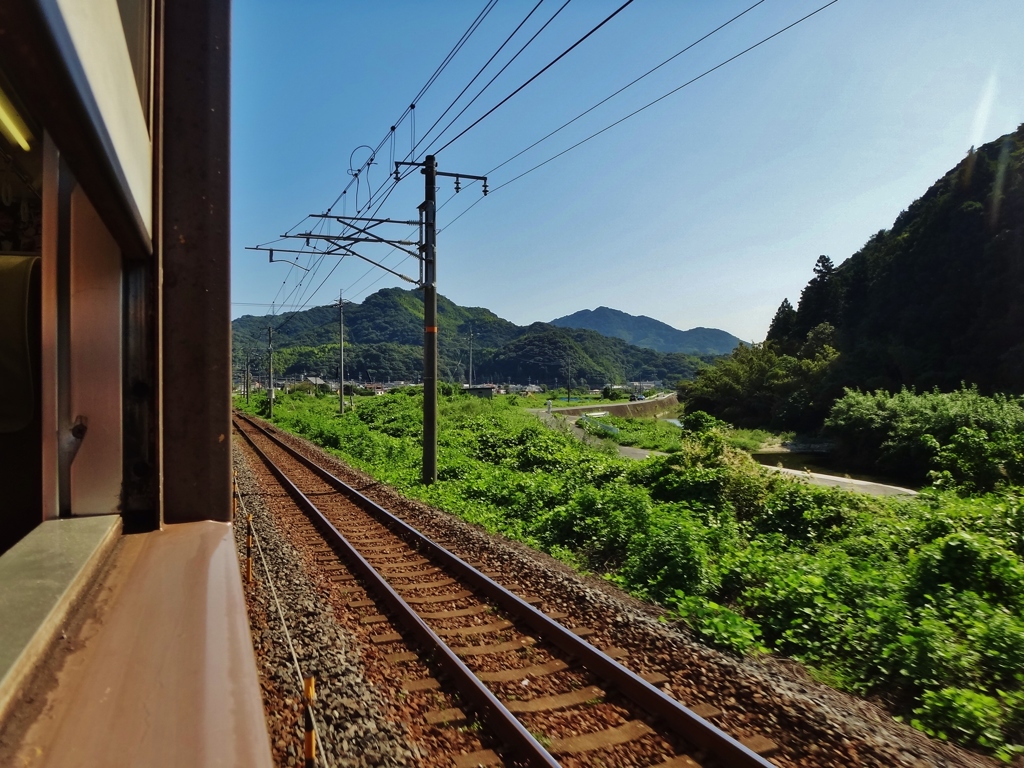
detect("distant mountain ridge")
[550,306,742,355]
[232,288,725,386]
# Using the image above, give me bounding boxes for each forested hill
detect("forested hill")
[232,289,520,352]
[768,124,1024,394]
[551,306,741,355]
[232,287,713,386]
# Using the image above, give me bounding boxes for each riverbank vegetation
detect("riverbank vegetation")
[576,410,788,455]
[238,389,1024,759]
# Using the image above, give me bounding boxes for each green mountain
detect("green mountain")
[550,306,742,355]
[232,288,712,386]
[231,287,519,351]
[767,124,1024,395]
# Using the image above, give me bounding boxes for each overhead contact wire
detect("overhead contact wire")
[304,1,500,227]
[258,3,500,311]
[414,0,563,158]
[486,0,767,177]
[442,0,841,231]
[434,0,637,154]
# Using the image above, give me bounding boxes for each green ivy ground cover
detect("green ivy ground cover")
[238,390,1024,759]
[577,413,684,452]
[577,411,787,454]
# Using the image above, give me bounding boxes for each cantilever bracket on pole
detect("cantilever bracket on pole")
[294,231,421,260]
[396,160,489,196]
[244,246,317,270]
[325,242,420,285]
[309,214,421,227]
[295,220,422,258]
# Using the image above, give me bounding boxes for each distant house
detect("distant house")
[465,384,496,399]
[507,384,543,395]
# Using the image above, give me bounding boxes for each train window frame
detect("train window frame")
[53,0,153,239]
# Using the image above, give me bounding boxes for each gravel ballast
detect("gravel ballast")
[233,447,418,767]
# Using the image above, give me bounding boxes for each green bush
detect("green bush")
[619,507,714,600]
[667,594,766,654]
[539,483,653,568]
[825,386,1024,490]
[907,532,1024,612]
[578,414,684,452]
[912,687,1007,754]
[680,409,726,433]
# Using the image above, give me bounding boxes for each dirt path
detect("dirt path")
[534,411,918,497]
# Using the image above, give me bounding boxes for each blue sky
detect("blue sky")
[231,0,1024,342]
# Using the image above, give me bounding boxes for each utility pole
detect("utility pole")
[250,157,488,485]
[338,288,345,415]
[420,156,439,484]
[245,352,251,404]
[469,325,474,387]
[268,326,274,419]
[394,155,486,485]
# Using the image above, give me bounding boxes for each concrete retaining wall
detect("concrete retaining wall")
[551,393,678,419]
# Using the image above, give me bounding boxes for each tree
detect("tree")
[766,298,798,350]
[793,255,841,337]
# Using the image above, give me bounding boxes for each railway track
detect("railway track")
[233,412,779,767]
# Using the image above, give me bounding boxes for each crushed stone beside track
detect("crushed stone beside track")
[233,447,418,767]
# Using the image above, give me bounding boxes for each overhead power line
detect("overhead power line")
[434,0,637,154]
[326,0,500,214]
[259,3,503,326]
[487,0,767,177]
[402,0,500,139]
[407,0,540,159]
[497,0,841,192]
[267,0,499,249]
[441,0,841,229]
[253,0,839,317]
[355,0,739,298]
[419,0,573,157]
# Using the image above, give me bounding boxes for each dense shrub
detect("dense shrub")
[825,386,1024,490]
[540,483,653,568]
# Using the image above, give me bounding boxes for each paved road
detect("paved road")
[759,465,917,496]
[535,412,917,498]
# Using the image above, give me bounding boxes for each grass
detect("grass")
[724,428,794,452]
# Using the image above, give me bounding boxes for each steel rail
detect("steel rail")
[235,412,777,768]
[234,417,559,767]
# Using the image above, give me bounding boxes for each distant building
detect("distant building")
[507,384,543,394]
[465,384,496,399]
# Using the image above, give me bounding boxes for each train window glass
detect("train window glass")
[0,75,42,254]
[116,0,152,123]
[0,70,43,557]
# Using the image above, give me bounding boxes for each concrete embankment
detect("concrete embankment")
[548,393,678,419]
